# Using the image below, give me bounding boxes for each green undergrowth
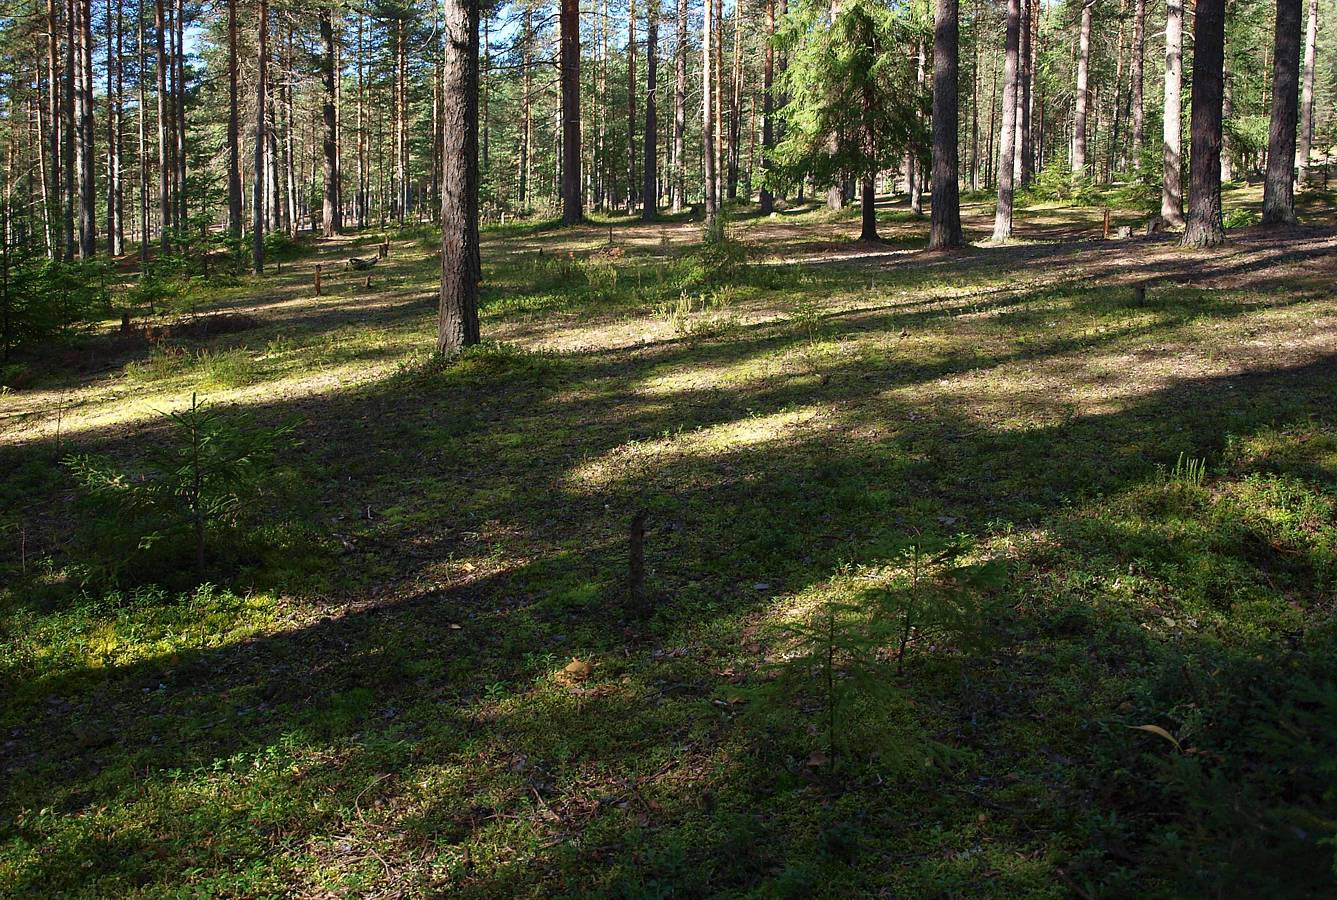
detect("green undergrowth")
[3,209,1336,896]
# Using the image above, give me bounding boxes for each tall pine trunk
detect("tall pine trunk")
[703,0,718,237]
[155,0,169,248]
[438,0,480,353]
[991,0,1020,241]
[929,0,962,249]
[1182,0,1225,247]
[1072,0,1092,178]
[1296,0,1318,184]
[77,0,95,259]
[627,0,637,211]
[1131,0,1146,159]
[642,0,657,220]
[320,7,342,236]
[1262,0,1302,225]
[672,0,686,211]
[759,0,774,214]
[1161,0,1184,225]
[226,0,242,236]
[137,0,148,260]
[252,0,266,272]
[560,0,582,224]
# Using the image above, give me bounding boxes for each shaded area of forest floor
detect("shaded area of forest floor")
[3,187,1337,897]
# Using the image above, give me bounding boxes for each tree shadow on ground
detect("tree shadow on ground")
[5,289,1336,892]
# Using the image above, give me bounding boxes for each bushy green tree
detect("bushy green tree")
[771,0,926,241]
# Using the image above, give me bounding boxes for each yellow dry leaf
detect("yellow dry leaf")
[1128,724,1182,752]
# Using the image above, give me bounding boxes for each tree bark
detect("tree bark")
[1017,0,1033,185]
[106,0,123,256]
[225,0,242,236]
[1263,0,1302,225]
[909,35,924,213]
[759,0,775,214]
[47,0,61,259]
[1296,0,1318,184]
[137,0,148,260]
[1072,0,1092,178]
[560,0,582,224]
[642,0,658,220]
[726,0,742,200]
[703,0,718,237]
[1131,0,1146,159]
[77,0,95,259]
[1161,0,1184,225]
[929,0,962,249]
[155,0,169,248]
[672,0,686,211]
[320,6,342,236]
[253,0,267,273]
[992,0,1020,241]
[626,0,637,211]
[439,0,480,353]
[1182,0,1225,247]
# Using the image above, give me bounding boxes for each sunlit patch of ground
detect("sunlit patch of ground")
[4,185,1337,896]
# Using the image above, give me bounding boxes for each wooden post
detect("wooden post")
[120,311,132,331]
[364,275,371,289]
[1134,281,1147,305]
[314,263,322,296]
[1103,208,1111,239]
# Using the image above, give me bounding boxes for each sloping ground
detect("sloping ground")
[2,198,1336,897]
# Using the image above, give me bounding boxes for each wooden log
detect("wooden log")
[314,263,322,296]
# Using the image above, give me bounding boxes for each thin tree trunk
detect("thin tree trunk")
[1109,11,1126,180]
[560,0,582,223]
[992,0,1020,241]
[1296,0,1318,184]
[1132,0,1146,159]
[173,0,185,231]
[703,0,718,237]
[320,7,341,236]
[226,0,241,236]
[1222,70,1236,182]
[929,0,962,249]
[1072,0,1092,177]
[155,0,169,248]
[672,0,686,211]
[968,0,979,191]
[726,0,742,200]
[77,0,95,259]
[106,0,122,255]
[439,0,480,352]
[1010,0,1021,184]
[759,0,775,214]
[627,0,637,211]
[643,0,658,220]
[137,0,148,260]
[1161,0,1184,225]
[47,0,61,259]
[1182,0,1225,247]
[252,0,266,272]
[63,0,75,258]
[912,34,925,212]
[1262,0,1302,224]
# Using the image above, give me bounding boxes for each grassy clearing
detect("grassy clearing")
[3,191,1337,897]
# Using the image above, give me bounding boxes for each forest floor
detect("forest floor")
[3,185,1337,897]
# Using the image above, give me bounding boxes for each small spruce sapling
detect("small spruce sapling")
[66,394,299,579]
